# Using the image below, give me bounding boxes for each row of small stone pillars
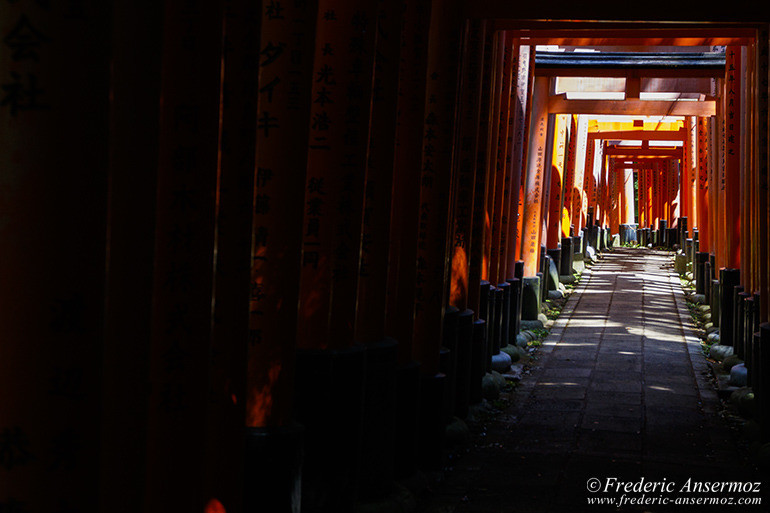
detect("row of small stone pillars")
[674,216,770,445]
[272,220,617,513]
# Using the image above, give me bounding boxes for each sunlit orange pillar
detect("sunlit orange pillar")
[639,168,646,228]
[521,76,549,277]
[697,117,711,254]
[724,45,741,270]
[711,106,723,268]
[608,159,619,235]
[0,3,111,511]
[597,144,609,229]
[583,135,596,225]
[685,116,699,230]
[547,115,569,249]
[449,19,486,312]
[622,167,635,225]
[646,166,654,231]
[654,161,662,231]
[562,115,578,236]
[570,115,589,233]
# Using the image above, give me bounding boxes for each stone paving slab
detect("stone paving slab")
[426,248,765,512]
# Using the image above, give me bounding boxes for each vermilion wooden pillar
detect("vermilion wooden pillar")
[711,109,724,269]
[570,115,589,234]
[608,159,619,235]
[144,1,224,511]
[0,3,110,512]
[514,46,535,262]
[583,136,595,225]
[636,165,643,229]
[646,167,654,231]
[724,46,742,270]
[547,114,569,249]
[598,145,610,229]
[562,115,578,237]
[521,76,550,277]
[209,2,262,510]
[356,0,404,343]
[412,0,461,376]
[697,117,711,254]
[685,116,699,229]
[488,33,515,285]
[248,0,316,428]
[505,43,532,275]
[757,28,769,322]
[449,19,485,311]
[99,2,162,511]
[654,161,662,231]
[468,26,494,317]
[482,31,505,283]
[297,0,378,352]
[385,0,431,365]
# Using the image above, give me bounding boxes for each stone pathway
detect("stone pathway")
[426,248,763,512]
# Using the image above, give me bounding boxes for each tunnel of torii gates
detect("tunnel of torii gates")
[2,2,770,513]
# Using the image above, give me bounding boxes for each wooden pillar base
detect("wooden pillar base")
[294,345,366,510]
[759,324,770,442]
[418,373,447,471]
[696,252,709,295]
[735,289,748,358]
[245,424,304,513]
[360,339,398,502]
[454,310,475,419]
[441,307,460,424]
[719,269,741,346]
[394,361,421,480]
[469,320,487,406]
[560,237,575,275]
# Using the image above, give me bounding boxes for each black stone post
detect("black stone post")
[759,324,770,441]
[735,290,748,359]
[454,310,474,419]
[658,219,668,247]
[743,295,754,371]
[696,252,708,295]
[441,307,459,423]
[394,361,420,479]
[719,268,741,346]
[560,237,573,276]
[469,319,486,406]
[679,216,688,250]
[485,286,497,372]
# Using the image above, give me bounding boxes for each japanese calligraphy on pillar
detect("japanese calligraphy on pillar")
[1,7,51,117]
[546,114,567,248]
[512,45,531,262]
[298,0,378,349]
[249,0,317,425]
[570,115,588,232]
[520,76,548,277]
